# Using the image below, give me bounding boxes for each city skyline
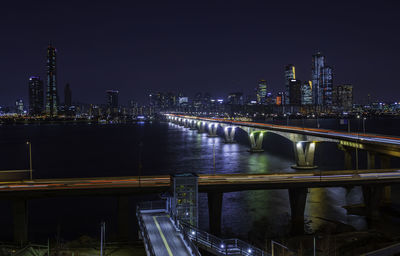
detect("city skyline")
[1,1,400,106]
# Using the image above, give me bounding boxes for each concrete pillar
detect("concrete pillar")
[13,198,28,245]
[197,122,206,133]
[223,127,236,143]
[380,154,392,204]
[288,188,308,235]
[367,151,376,169]
[362,185,383,219]
[189,121,197,130]
[117,196,131,240]
[207,123,218,137]
[207,192,223,236]
[292,141,317,169]
[248,131,265,153]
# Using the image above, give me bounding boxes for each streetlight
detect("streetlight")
[363,117,366,134]
[26,141,32,180]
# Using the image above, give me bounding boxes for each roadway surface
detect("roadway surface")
[142,212,191,256]
[1,169,400,197]
[170,114,400,157]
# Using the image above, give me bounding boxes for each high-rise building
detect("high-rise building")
[301,81,313,105]
[15,99,24,114]
[289,79,302,105]
[256,80,267,104]
[333,84,353,111]
[284,64,296,105]
[106,90,119,107]
[227,92,244,105]
[46,44,58,116]
[322,66,333,105]
[311,52,333,106]
[28,76,44,115]
[64,83,72,107]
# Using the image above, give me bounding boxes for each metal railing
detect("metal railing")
[179,221,269,256]
[137,200,167,212]
[136,205,157,256]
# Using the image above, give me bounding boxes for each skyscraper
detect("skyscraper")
[64,83,72,107]
[284,64,296,105]
[311,52,324,105]
[288,79,302,106]
[106,90,119,107]
[46,44,58,116]
[333,84,353,111]
[301,81,313,105]
[28,76,44,115]
[256,80,267,104]
[311,52,333,106]
[15,99,24,114]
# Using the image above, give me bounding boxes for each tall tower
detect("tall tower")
[28,76,44,116]
[322,66,333,105]
[46,44,58,116]
[311,52,325,105]
[284,64,296,105]
[256,80,267,104]
[64,83,72,107]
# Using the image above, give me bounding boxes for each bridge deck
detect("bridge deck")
[141,211,191,256]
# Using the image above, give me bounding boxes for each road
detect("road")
[0,169,400,196]
[142,212,191,256]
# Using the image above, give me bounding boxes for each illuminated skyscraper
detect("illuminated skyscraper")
[256,80,267,104]
[311,52,333,106]
[284,64,296,105]
[46,44,58,116]
[28,76,44,115]
[301,81,313,105]
[333,84,353,111]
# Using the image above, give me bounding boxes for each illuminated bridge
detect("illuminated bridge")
[167,114,400,170]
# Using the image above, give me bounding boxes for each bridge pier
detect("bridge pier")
[117,196,131,240]
[248,131,265,153]
[207,123,218,137]
[223,126,236,143]
[288,188,307,235]
[367,151,376,169]
[13,198,28,245]
[362,185,383,220]
[292,141,317,169]
[208,192,223,236]
[380,154,392,204]
[189,121,197,130]
[197,121,206,133]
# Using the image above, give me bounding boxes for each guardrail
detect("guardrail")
[136,205,157,256]
[179,221,269,256]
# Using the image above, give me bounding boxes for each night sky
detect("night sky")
[1,0,399,106]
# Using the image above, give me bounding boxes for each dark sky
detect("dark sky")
[1,0,399,106]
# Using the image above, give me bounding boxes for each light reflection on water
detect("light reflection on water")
[167,122,367,238]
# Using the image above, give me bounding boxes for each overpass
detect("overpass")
[167,114,400,170]
[2,169,400,242]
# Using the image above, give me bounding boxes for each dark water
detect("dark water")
[0,119,399,242]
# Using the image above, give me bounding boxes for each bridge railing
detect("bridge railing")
[179,220,269,256]
[136,205,157,256]
[137,200,167,213]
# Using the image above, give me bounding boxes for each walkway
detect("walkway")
[141,211,191,256]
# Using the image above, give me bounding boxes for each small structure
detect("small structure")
[169,173,198,227]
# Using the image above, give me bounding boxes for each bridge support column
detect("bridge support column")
[292,141,317,169]
[197,122,206,133]
[117,196,131,240]
[380,155,392,204]
[223,127,236,143]
[362,185,383,219]
[289,188,307,236]
[207,124,218,137]
[13,198,28,245]
[338,145,353,170]
[189,121,197,130]
[367,151,376,169]
[208,192,223,236]
[248,131,265,153]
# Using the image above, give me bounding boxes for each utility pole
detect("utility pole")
[26,141,32,180]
